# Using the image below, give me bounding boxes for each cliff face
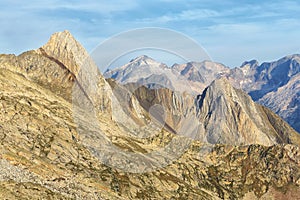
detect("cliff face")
[0,31,300,199]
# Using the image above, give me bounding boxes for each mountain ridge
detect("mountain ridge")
[105,54,300,133]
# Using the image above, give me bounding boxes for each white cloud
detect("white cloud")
[4,0,138,14]
[178,9,219,20]
[137,9,220,23]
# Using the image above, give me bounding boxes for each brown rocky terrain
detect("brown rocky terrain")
[0,30,300,199]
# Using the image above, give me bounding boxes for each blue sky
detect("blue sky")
[1,0,300,67]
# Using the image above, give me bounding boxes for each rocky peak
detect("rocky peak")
[205,77,233,93]
[258,55,300,77]
[0,30,112,113]
[37,30,91,76]
[129,55,153,63]
[104,55,169,84]
[198,77,253,117]
[131,55,168,69]
[178,60,228,72]
[170,61,230,86]
[241,59,259,68]
[291,54,300,62]
[197,77,300,145]
[282,54,300,76]
[246,55,300,101]
[279,54,300,62]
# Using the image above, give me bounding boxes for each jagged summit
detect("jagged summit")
[104,55,169,83]
[127,55,168,69]
[42,30,79,51]
[198,77,235,98]
[241,59,259,67]
[281,54,300,60]
[38,30,90,75]
[206,77,231,89]
[129,55,154,63]
[47,30,74,43]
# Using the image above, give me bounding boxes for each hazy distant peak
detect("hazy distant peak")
[282,54,300,60]
[127,55,169,69]
[172,60,228,71]
[241,59,259,68]
[257,54,300,67]
[129,55,154,63]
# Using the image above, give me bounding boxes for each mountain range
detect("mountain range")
[105,54,300,133]
[0,30,299,199]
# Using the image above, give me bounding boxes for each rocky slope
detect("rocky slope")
[0,31,300,199]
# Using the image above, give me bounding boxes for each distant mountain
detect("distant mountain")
[258,73,300,133]
[124,77,300,146]
[105,54,300,133]
[231,55,300,99]
[172,61,229,83]
[231,55,300,132]
[104,56,230,94]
